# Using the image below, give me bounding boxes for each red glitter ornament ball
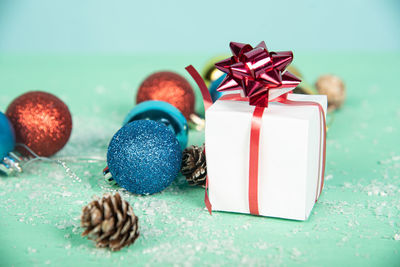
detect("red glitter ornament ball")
[136,71,195,119]
[6,91,72,157]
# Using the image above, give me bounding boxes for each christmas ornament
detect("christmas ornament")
[215,41,301,106]
[202,55,229,86]
[181,144,207,187]
[107,120,181,195]
[209,74,227,102]
[187,113,205,131]
[81,193,139,251]
[136,71,195,120]
[6,91,72,157]
[0,112,15,159]
[0,112,21,175]
[103,166,117,185]
[123,100,188,151]
[316,74,346,112]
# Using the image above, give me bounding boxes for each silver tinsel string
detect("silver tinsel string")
[16,143,88,183]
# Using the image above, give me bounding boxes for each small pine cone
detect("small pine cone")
[81,193,139,251]
[316,74,346,112]
[181,144,207,187]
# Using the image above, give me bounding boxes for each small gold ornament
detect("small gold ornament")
[202,55,230,86]
[316,74,346,112]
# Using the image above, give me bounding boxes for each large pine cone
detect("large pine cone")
[181,144,207,186]
[81,193,139,251]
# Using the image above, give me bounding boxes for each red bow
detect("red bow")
[215,42,301,107]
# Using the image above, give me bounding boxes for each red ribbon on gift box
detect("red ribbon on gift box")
[186,42,326,216]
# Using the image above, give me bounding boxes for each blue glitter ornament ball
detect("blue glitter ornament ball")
[107,120,182,195]
[0,112,16,159]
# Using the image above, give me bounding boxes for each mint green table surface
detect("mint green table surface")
[0,53,399,266]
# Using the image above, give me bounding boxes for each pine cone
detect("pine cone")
[81,193,139,251]
[181,144,207,186]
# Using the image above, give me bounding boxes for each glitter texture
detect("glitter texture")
[136,71,195,119]
[6,91,72,157]
[123,100,188,151]
[107,120,182,195]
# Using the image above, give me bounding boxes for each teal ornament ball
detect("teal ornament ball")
[107,120,182,195]
[0,112,15,159]
[209,74,227,102]
[123,100,188,151]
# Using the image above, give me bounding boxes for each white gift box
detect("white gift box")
[205,93,327,220]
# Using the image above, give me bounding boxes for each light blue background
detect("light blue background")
[0,0,399,53]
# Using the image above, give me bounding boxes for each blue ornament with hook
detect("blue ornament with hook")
[103,101,187,186]
[123,100,188,151]
[0,112,21,174]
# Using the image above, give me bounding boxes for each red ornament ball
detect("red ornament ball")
[6,91,72,157]
[136,71,195,119]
